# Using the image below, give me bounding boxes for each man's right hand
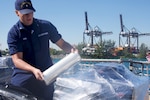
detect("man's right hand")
[32,68,44,81]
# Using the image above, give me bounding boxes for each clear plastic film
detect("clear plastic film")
[0,56,13,83]
[53,62,149,100]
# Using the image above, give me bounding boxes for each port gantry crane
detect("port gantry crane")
[119,14,150,53]
[82,11,113,55]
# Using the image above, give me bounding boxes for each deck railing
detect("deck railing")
[81,58,150,77]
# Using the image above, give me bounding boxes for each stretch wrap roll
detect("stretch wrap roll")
[43,52,81,85]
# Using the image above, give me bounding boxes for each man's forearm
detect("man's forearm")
[61,41,73,53]
[56,38,74,53]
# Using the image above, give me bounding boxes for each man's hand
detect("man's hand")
[32,68,44,81]
[71,48,78,53]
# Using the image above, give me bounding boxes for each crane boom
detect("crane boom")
[120,14,124,32]
[85,12,89,30]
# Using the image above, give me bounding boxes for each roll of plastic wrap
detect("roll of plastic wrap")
[43,52,81,85]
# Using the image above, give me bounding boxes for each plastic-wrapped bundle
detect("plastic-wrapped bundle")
[53,62,149,100]
[0,56,14,68]
[0,57,13,83]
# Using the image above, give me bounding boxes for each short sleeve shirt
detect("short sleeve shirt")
[7,18,61,85]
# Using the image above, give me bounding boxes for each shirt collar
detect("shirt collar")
[18,18,35,30]
[18,20,26,30]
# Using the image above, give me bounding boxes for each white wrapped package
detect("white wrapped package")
[43,52,81,85]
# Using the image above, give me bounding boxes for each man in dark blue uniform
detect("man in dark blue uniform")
[7,0,75,99]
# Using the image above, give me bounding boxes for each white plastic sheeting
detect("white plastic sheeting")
[53,62,149,100]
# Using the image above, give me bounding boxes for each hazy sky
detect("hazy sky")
[0,0,150,50]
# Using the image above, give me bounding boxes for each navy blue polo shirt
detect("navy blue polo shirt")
[7,18,61,85]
